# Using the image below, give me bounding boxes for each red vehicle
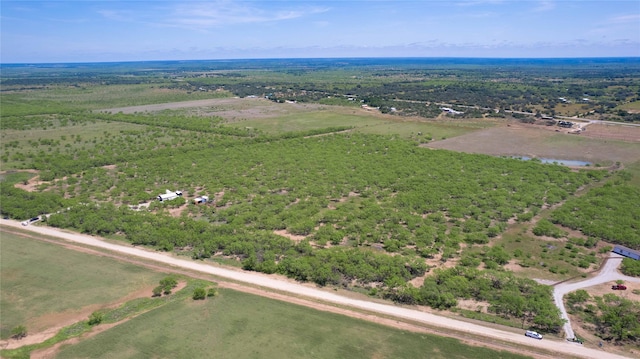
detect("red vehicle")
[611,285,627,290]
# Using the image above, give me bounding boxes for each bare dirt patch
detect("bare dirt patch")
[409,271,430,287]
[273,229,307,243]
[457,299,490,313]
[581,123,640,142]
[424,122,640,164]
[4,169,41,192]
[168,203,189,218]
[579,281,640,302]
[13,175,41,192]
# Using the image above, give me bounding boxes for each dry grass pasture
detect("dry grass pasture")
[424,121,640,165]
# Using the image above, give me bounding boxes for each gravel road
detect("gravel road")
[554,254,640,339]
[1,220,634,359]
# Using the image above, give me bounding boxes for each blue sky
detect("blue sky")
[1,0,639,63]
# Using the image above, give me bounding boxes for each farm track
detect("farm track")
[553,255,640,340]
[1,221,634,359]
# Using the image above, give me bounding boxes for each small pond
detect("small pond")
[514,156,592,167]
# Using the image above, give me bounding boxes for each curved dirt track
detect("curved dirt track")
[554,255,640,339]
[1,220,633,359]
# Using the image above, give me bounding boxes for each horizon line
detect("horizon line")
[3,56,640,66]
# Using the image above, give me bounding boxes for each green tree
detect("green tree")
[192,287,207,300]
[207,287,218,297]
[88,311,104,326]
[159,276,178,294]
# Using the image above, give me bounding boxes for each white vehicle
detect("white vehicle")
[21,216,41,226]
[525,330,543,340]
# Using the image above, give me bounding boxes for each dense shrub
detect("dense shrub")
[532,219,567,238]
[551,184,640,249]
[621,258,640,277]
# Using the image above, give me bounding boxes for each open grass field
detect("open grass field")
[0,230,164,339]
[232,107,386,134]
[1,84,231,116]
[425,122,640,165]
[53,288,531,359]
[99,96,499,140]
[356,116,499,139]
[618,100,640,112]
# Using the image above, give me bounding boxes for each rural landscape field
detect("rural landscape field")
[1,58,640,359]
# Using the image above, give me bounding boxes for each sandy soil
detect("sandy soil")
[1,221,633,359]
[3,169,41,192]
[273,229,307,243]
[581,123,640,142]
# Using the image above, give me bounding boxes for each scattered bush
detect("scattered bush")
[159,276,178,295]
[88,311,104,326]
[192,287,207,300]
[10,325,27,340]
[152,286,163,297]
[533,219,567,238]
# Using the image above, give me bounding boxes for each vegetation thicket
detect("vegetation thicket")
[566,290,640,344]
[621,258,640,277]
[550,176,640,249]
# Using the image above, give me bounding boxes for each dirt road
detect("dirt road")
[554,255,640,339]
[1,220,633,359]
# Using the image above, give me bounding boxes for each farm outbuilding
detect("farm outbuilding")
[157,190,183,202]
[613,245,640,260]
[193,196,209,204]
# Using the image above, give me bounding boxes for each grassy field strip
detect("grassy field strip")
[0,226,553,359]
[1,221,628,359]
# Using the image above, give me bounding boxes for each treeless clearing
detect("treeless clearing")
[0,281,186,351]
[425,122,640,165]
[99,97,331,120]
[581,123,640,142]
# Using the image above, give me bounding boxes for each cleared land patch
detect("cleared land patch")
[425,122,640,165]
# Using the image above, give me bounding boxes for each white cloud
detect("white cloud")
[97,10,134,22]
[532,1,555,12]
[607,14,640,24]
[456,0,505,7]
[166,1,329,29]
